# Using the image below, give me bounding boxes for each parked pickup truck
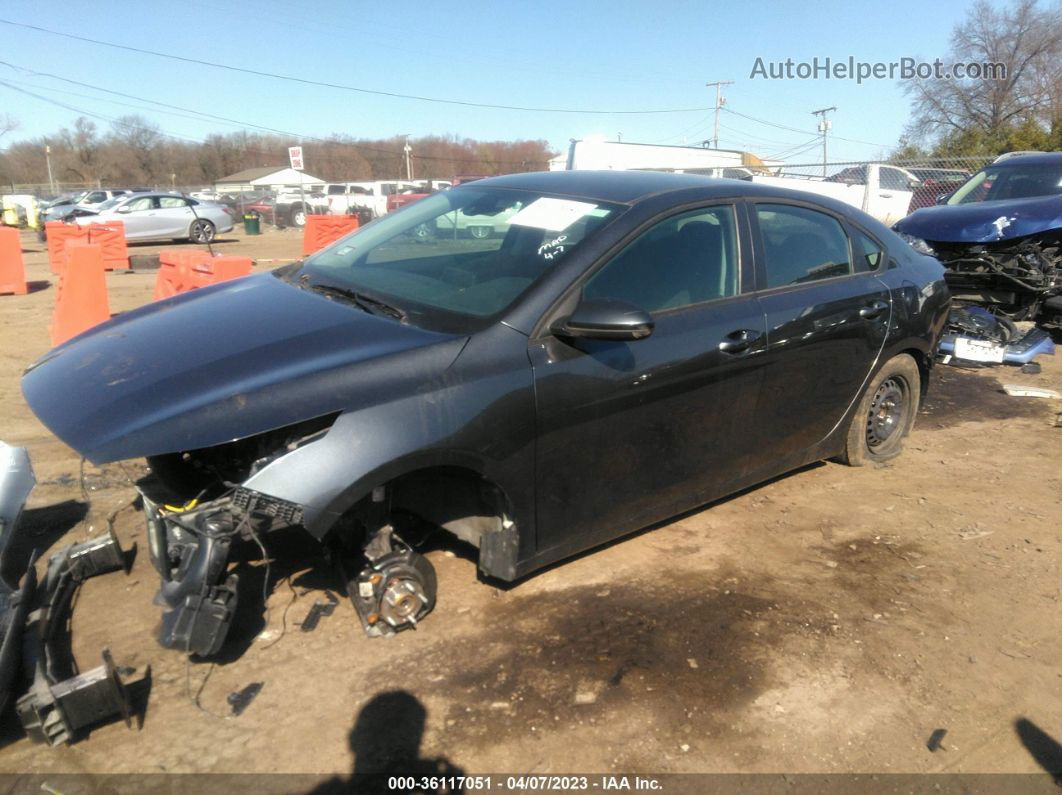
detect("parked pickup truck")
[746,164,920,226]
[324,181,419,219]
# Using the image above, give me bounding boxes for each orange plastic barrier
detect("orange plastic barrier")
[302,214,359,256]
[0,227,28,296]
[154,250,253,300]
[190,255,253,287]
[86,221,129,271]
[49,242,110,346]
[46,223,90,275]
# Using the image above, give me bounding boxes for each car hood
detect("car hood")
[22,273,465,464]
[894,194,1062,243]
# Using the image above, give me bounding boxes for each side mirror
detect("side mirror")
[935,191,953,205]
[116,205,132,214]
[552,298,654,341]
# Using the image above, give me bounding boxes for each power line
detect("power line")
[722,106,889,148]
[0,80,547,168]
[765,136,823,160]
[0,18,714,116]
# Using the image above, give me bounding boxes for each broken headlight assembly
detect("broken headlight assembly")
[896,232,936,257]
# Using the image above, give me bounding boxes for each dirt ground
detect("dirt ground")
[0,227,1059,782]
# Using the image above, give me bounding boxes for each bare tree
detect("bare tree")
[0,113,17,140]
[58,117,100,180]
[110,115,162,181]
[904,0,1062,143]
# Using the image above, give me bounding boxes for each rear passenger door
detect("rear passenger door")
[746,202,891,474]
[156,196,196,237]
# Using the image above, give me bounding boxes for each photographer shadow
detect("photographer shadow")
[308,690,465,794]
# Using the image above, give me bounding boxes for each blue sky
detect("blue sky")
[0,0,973,165]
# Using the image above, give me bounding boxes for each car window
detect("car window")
[756,204,852,288]
[159,197,189,208]
[302,188,620,324]
[84,192,107,203]
[949,164,1062,204]
[881,167,913,191]
[327,185,346,195]
[125,197,155,212]
[583,205,739,313]
[853,230,883,273]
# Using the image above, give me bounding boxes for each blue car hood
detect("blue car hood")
[894,194,1062,243]
[22,272,464,463]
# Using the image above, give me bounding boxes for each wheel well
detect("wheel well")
[338,466,513,555]
[898,347,931,399]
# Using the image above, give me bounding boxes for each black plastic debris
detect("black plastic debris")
[300,590,339,633]
[227,682,263,716]
[927,728,948,752]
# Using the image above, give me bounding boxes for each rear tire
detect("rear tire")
[838,353,920,467]
[189,219,216,243]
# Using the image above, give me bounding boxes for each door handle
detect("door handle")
[718,328,762,354]
[879,192,894,198]
[859,300,889,320]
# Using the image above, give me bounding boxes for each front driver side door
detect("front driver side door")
[530,203,768,556]
[116,196,160,239]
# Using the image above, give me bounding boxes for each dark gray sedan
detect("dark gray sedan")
[23,171,949,655]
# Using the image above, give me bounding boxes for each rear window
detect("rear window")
[756,204,852,287]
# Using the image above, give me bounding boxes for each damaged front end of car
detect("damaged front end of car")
[135,415,335,656]
[930,236,1059,367]
[932,235,1062,328]
[895,206,1061,367]
[134,411,441,655]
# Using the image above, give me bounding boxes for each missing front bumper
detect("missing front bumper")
[139,484,307,657]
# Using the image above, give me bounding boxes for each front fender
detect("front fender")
[241,324,538,570]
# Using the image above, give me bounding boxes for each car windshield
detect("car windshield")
[948,163,1062,204]
[290,187,622,330]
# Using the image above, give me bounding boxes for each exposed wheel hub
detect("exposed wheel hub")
[347,525,437,637]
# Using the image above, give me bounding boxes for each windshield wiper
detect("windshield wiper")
[307,283,407,322]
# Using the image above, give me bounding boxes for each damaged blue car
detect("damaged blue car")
[894,151,1060,365]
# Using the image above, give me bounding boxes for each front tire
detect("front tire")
[189,219,216,243]
[839,353,920,466]
[290,205,307,228]
[469,225,492,239]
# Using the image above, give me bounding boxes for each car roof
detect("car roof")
[991,152,1062,167]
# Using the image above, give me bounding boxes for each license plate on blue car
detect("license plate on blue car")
[954,336,1006,363]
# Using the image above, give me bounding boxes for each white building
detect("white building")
[215,167,326,194]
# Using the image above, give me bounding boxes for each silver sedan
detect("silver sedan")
[75,193,236,243]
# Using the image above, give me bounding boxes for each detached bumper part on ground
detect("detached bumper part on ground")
[0,442,139,747]
[16,529,136,746]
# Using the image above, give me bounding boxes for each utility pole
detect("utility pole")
[811,106,836,176]
[403,137,413,181]
[44,144,55,194]
[706,80,733,149]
